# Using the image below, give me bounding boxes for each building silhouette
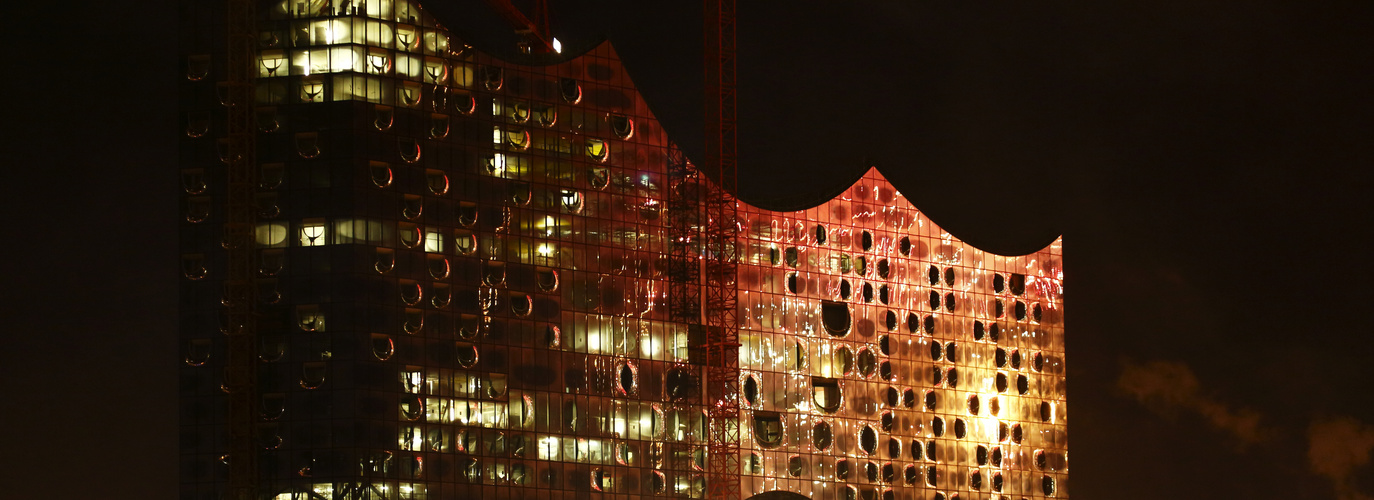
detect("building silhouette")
[178,2,1067,499]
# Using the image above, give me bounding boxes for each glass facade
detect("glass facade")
[179,2,1066,499]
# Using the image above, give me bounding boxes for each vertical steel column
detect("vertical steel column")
[224,0,259,497]
[703,0,740,498]
[666,145,702,325]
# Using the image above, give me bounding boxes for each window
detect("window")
[812,377,841,413]
[610,114,634,139]
[586,138,608,162]
[299,219,326,246]
[821,301,850,336]
[753,412,782,448]
[559,77,581,103]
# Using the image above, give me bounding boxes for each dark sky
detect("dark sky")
[2,1,1371,499]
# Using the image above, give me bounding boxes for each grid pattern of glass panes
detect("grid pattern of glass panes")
[180,2,1066,500]
[734,169,1067,500]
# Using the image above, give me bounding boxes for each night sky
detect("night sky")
[2,1,1370,499]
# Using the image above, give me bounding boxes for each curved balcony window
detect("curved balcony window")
[185,112,209,138]
[454,315,481,340]
[785,247,799,267]
[947,368,959,388]
[857,348,876,378]
[259,163,284,189]
[839,280,851,300]
[300,362,326,389]
[821,301,850,336]
[181,169,207,194]
[483,66,503,91]
[509,181,531,206]
[261,393,285,421]
[256,107,280,133]
[456,342,478,368]
[257,278,281,304]
[812,377,841,413]
[536,105,557,126]
[425,169,449,195]
[186,54,210,81]
[299,220,326,246]
[457,202,479,227]
[374,248,395,274]
[252,223,287,248]
[833,346,854,376]
[255,192,280,218]
[508,101,531,123]
[505,129,531,150]
[258,336,285,362]
[588,167,609,190]
[510,293,533,317]
[296,305,324,331]
[454,230,476,255]
[616,361,638,396]
[404,309,425,334]
[586,139,608,162]
[483,262,506,286]
[185,197,211,223]
[182,254,207,280]
[486,374,508,398]
[399,223,421,248]
[559,190,584,214]
[400,281,423,306]
[401,397,424,421]
[855,256,868,276]
[813,420,833,450]
[426,255,450,279]
[402,195,424,220]
[741,374,759,406]
[184,339,211,366]
[398,82,422,108]
[859,425,878,455]
[374,105,394,130]
[544,324,561,348]
[453,92,476,115]
[371,334,394,361]
[424,59,448,84]
[431,284,451,308]
[610,114,634,139]
[300,78,325,102]
[398,138,421,163]
[536,267,559,292]
[559,77,581,103]
[814,224,827,245]
[429,113,450,139]
[753,412,783,448]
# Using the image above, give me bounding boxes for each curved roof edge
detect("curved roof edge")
[737,165,1063,258]
[418,1,611,67]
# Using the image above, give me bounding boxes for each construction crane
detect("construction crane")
[702,0,742,499]
[223,0,260,497]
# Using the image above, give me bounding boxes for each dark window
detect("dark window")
[821,301,851,336]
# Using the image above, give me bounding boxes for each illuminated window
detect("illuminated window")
[753,412,782,448]
[812,377,840,413]
[586,139,608,162]
[299,220,326,246]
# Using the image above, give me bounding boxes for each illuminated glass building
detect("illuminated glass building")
[178,2,1067,499]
